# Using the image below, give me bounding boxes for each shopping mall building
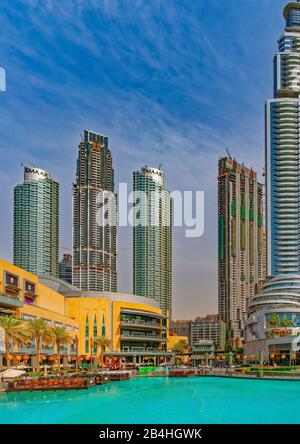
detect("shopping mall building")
[0,259,173,367]
[245,275,300,363]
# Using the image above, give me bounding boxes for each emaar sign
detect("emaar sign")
[24,166,49,182]
[0,67,6,92]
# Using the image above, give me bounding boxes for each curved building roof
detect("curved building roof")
[39,275,160,309]
[248,275,300,315]
[284,2,300,20]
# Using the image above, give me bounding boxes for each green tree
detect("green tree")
[92,336,111,368]
[26,319,53,372]
[0,316,29,368]
[50,326,72,371]
[269,314,281,329]
[234,347,244,355]
[281,318,293,334]
[173,339,189,363]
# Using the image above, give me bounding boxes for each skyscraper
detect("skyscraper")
[72,130,117,291]
[14,166,59,276]
[59,254,72,285]
[191,316,226,350]
[266,1,300,276]
[218,157,264,345]
[133,166,172,317]
[245,2,300,360]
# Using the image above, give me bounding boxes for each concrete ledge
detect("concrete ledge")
[204,373,300,382]
[0,383,8,393]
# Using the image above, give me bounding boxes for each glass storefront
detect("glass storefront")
[266,313,300,328]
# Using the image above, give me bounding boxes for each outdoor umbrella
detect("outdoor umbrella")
[0,369,26,379]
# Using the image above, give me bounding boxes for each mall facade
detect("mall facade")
[245,275,300,362]
[0,259,173,366]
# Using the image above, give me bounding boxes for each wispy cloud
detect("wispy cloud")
[0,0,287,317]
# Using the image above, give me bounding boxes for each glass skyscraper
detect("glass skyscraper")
[58,254,72,285]
[266,1,300,276]
[72,130,117,292]
[245,2,300,360]
[14,166,59,276]
[133,166,172,318]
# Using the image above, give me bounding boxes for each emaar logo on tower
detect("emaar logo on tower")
[0,67,6,92]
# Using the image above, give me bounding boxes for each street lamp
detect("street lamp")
[90,338,94,369]
[74,335,79,373]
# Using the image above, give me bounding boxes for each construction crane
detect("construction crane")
[226,148,232,160]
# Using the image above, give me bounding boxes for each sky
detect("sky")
[0,0,288,319]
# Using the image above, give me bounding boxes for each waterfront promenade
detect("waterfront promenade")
[2,366,300,395]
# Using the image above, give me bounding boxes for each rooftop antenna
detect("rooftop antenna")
[226,147,232,159]
[158,163,162,170]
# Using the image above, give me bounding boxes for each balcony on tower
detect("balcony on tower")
[284,2,300,30]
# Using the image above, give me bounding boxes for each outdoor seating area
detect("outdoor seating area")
[0,367,135,392]
[10,377,91,392]
[101,371,131,381]
[169,369,197,377]
[3,361,300,394]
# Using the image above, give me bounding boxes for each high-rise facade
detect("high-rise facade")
[133,166,172,318]
[72,130,117,292]
[59,254,72,285]
[14,166,59,276]
[218,157,264,344]
[170,320,192,344]
[266,1,300,276]
[245,2,300,361]
[191,316,226,350]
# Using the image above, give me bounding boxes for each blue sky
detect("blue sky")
[0,0,287,318]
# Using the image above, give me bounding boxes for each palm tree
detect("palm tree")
[281,318,293,335]
[234,347,244,356]
[225,345,233,353]
[173,339,189,364]
[269,314,281,329]
[50,327,72,371]
[0,316,29,368]
[26,319,53,372]
[92,336,111,368]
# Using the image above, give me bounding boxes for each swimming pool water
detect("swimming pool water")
[0,377,300,424]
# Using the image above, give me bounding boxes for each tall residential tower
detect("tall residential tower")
[245,2,300,361]
[218,157,264,345]
[14,166,59,276]
[72,130,117,291]
[133,166,172,317]
[266,1,300,276]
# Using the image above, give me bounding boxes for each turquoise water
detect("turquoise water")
[0,377,300,424]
